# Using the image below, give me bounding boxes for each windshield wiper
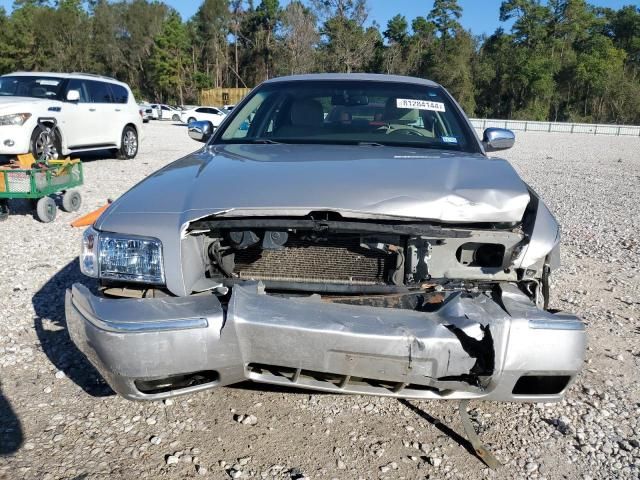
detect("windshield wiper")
[357,141,385,147]
[250,138,282,144]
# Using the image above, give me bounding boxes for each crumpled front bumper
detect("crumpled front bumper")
[65,282,585,402]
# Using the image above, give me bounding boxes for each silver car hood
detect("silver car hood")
[100,144,530,228]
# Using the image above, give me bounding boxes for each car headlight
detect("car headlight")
[80,227,165,284]
[0,113,32,126]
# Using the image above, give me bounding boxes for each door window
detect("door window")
[110,84,128,104]
[66,79,90,103]
[87,81,113,103]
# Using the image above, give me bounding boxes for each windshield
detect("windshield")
[0,75,65,99]
[217,80,476,152]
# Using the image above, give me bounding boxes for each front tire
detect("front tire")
[36,196,57,223]
[30,125,61,162]
[172,114,180,121]
[118,126,138,159]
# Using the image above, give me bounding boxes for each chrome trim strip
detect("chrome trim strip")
[72,295,208,333]
[528,319,584,331]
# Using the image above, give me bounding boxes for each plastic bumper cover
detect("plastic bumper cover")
[65,282,586,402]
[0,125,31,155]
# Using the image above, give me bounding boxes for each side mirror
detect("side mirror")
[188,120,214,143]
[482,128,515,152]
[66,89,80,102]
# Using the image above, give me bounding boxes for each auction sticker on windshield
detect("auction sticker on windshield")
[396,98,446,112]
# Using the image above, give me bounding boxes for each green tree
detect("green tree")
[314,0,378,73]
[150,10,189,104]
[427,0,462,52]
[279,1,319,75]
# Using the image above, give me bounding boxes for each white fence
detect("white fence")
[469,118,640,137]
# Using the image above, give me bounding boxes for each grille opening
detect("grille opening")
[512,375,571,395]
[135,370,219,394]
[231,234,396,285]
[247,364,441,394]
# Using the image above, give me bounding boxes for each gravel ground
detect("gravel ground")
[0,122,639,480]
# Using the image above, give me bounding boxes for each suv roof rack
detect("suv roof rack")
[70,72,118,82]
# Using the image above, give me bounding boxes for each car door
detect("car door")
[86,80,118,145]
[109,83,130,140]
[62,78,100,148]
[208,107,226,127]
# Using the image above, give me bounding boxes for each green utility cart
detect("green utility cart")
[0,155,83,223]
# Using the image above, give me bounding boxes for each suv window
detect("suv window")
[196,107,206,113]
[110,84,128,104]
[0,76,64,99]
[66,79,90,103]
[87,80,113,103]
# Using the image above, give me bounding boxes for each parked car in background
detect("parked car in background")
[67,73,584,404]
[148,104,160,120]
[159,104,181,121]
[138,104,152,123]
[223,104,235,111]
[180,106,227,126]
[0,72,142,159]
[149,104,181,121]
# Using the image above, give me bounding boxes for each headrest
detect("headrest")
[290,98,324,127]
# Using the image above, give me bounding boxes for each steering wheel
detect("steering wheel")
[376,124,428,137]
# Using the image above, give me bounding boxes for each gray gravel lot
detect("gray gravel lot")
[0,122,639,479]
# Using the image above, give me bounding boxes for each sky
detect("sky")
[0,0,634,36]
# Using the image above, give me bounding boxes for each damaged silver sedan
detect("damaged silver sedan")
[66,74,585,406]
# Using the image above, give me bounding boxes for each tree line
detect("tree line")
[1,0,639,124]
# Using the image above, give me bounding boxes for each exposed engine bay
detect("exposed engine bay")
[183,212,541,302]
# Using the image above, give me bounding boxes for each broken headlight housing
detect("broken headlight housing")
[80,227,165,285]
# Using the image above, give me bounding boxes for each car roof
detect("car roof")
[263,73,440,88]
[2,71,129,88]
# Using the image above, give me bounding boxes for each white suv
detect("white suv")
[0,72,143,160]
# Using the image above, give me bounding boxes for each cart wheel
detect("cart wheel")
[36,196,57,223]
[0,201,9,221]
[62,190,82,212]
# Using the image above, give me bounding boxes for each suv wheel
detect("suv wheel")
[118,126,138,159]
[172,114,180,121]
[30,124,61,161]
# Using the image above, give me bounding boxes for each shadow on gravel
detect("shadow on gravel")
[399,399,480,461]
[32,258,113,397]
[73,149,118,162]
[0,383,22,455]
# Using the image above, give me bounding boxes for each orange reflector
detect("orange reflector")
[71,202,111,227]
